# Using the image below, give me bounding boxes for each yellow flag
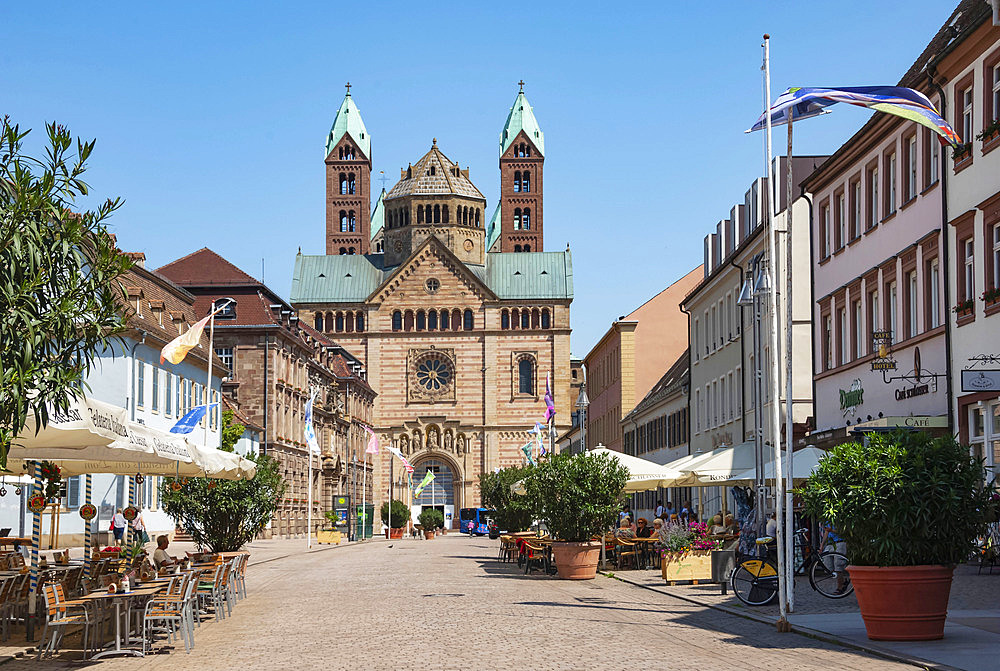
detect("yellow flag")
[160,314,212,364]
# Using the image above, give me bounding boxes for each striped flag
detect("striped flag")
[363,426,379,455]
[413,470,435,497]
[521,441,535,466]
[304,392,320,455]
[387,445,414,474]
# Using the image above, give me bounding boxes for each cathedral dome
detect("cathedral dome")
[386,140,485,201]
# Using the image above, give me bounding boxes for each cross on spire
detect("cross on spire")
[518,80,525,93]
[345,81,352,95]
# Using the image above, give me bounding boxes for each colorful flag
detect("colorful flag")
[521,441,535,466]
[530,422,547,457]
[748,86,962,148]
[304,392,320,455]
[160,313,212,365]
[168,403,218,434]
[387,445,414,474]
[413,470,435,498]
[543,373,555,423]
[363,426,379,455]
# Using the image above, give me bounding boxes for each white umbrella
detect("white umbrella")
[690,441,760,485]
[586,448,686,493]
[14,396,125,450]
[713,447,828,486]
[659,447,733,487]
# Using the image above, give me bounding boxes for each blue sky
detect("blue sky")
[6,1,951,354]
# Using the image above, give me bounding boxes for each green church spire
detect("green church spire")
[499,82,544,157]
[326,82,371,161]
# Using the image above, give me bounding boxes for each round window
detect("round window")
[416,356,452,392]
[425,278,440,294]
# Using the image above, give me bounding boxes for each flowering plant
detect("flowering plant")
[981,287,1000,305]
[39,461,62,498]
[660,521,720,560]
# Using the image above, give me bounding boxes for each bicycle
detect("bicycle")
[730,528,853,606]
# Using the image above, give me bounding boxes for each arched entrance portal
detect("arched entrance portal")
[412,458,458,530]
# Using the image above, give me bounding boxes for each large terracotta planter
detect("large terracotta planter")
[551,541,601,580]
[385,528,404,539]
[848,564,954,640]
[424,530,435,540]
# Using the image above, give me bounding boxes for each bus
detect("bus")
[459,508,496,536]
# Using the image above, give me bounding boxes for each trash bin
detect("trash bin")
[712,549,737,595]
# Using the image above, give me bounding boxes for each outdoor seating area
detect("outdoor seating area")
[0,548,251,660]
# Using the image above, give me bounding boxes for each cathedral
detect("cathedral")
[290,85,573,527]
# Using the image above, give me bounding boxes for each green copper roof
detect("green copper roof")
[486,202,501,252]
[369,189,385,240]
[500,91,544,157]
[290,248,572,304]
[325,93,371,161]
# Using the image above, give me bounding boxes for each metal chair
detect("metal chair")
[614,537,640,570]
[37,582,91,659]
[196,564,228,622]
[142,575,191,654]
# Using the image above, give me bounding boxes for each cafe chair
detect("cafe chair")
[521,540,550,575]
[37,583,91,659]
[614,537,640,570]
[143,575,192,654]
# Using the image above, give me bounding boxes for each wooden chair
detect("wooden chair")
[614,537,640,570]
[37,582,91,659]
[521,540,550,575]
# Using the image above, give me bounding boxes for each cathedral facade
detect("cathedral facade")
[290,86,573,526]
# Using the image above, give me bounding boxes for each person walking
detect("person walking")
[111,508,127,546]
[654,500,665,520]
[133,510,149,545]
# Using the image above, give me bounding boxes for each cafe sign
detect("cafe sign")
[839,379,864,416]
[871,330,897,371]
[961,369,1000,393]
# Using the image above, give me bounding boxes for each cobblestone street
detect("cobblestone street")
[16,535,917,671]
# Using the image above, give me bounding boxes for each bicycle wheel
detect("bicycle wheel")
[809,551,853,598]
[731,560,778,606]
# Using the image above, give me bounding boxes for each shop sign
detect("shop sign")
[895,384,929,401]
[961,369,1000,393]
[839,379,864,416]
[871,330,897,371]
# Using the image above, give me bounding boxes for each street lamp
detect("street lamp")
[575,385,590,455]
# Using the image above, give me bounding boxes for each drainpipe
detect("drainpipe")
[927,67,955,433]
[263,334,269,456]
[800,189,817,435]
[728,255,747,440]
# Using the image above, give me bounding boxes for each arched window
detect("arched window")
[416,310,426,331]
[440,310,449,330]
[525,145,531,157]
[335,313,344,332]
[348,173,356,194]
[392,311,402,331]
[345,311,354,332]
[404,310,414,331]
[518,358,534,395]
[513,209,521,230]
[443,205,449,223]
[523,244,531,252]
[501,310,510,329]
[531,308,540,329]
[340,210,348,232]
[344,145,355,160]
[417,205,424,224]
[523,208,531,230]
[514,171,521,192]
[521,309,530,329]
[451,309,461,331]
[325,312,334,332]
[339,173,348,195]
[356,313,364,332]
[348,246,355,255]
[376,241,383,252]
[511,308,519,328]
[462,207,468,225]
[428,310,438,330]
[541,308,551,329]
[523,171,530,192]
[434,204,441,223]
[514,245,522,252]
[463,309,473,330]
[314,313,324,331]
[348,211,356,232]
[339,247,347,255]
[476,209,480,226]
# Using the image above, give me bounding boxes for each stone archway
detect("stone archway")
[411,451,464,530]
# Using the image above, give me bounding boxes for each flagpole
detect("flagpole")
[362,436,367,540]
[307,386,314,550]
[762,33,788,630]
[388,447,393,537]
[204,307,215,449]
[784,104,796,614]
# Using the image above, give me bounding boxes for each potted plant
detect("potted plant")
[380,499,411,538]
[418,508,444,539]
[976,118,1000,145]
[798,430,992,641]
[952,142,973,162]
[524,452,628,579]
[953,298,974,316]
[479,465,535,532]
[659,521,720,582]
[981,287,1000,307]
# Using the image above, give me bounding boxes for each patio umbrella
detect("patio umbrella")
[659,447,733,487]
[710,447,827,486]
[14,395,125,450]
[585,448,686,493]
[690,441,760,485]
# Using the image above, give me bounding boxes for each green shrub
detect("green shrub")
[418,508,444,531]
[524,452,628,542]
[479,465,534,532]
[380,499,411,527]
[797,430,992,566]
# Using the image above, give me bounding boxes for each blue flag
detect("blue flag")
[169,403,218,434]
[304,392,320,454]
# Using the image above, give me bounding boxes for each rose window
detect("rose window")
[416,357,453,392]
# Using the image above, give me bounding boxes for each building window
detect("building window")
[415,356,453,393]
[215,346,234,372]
[339,173,348,195]
[314,313,323,331]
[963,238,975,302]
[838,306,848,365]
[514,171,521,192]
[927,258,941,329]
[887,281,898,343]
[463,309,473,330]
[518,358,534,395]
[867,164,879,229]
[349,210,356,232]
[340,210,348,233]
[348,173,356,194]
[906,270,918,339]
[835,191,846,250]
[885,151,896,215]
[336,313,344,331]
[513,208,521,230]
[868,289,880,339]
[992,224,1000,291]
[905,135,917,202]
[850,179,861,241]
[392,310,402,331]
[924,127,940,188]
[853,299,863,359]
[523,171,531,192]
[693,317,700,362]
[541,309,551,329]
[165,373,173,417]
[214,298,236,319]
[440,310,449,330]
[821,202,831,258]
[501,310,510,329]
[823,314,833,371]
[523,208,531,230]
[428,310,438,331]
[416,310,426,331]
[962,87,974,144]
[991,62,1000,126]
[176,377,184,416]
[136,361,145,409]
[151,367,160,412]
[521,309,530,329]
[356,313,365,332]
[65,476,80,510]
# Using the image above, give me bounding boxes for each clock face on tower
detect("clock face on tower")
[463,239,474,252]
[394,240,403,253]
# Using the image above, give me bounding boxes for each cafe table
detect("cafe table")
[630,537,660,569]
[79,583,166,659]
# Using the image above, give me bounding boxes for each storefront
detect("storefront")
[956,367,1000,480]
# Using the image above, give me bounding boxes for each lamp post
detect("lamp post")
[738,257,769,532]
[576,385,590,455]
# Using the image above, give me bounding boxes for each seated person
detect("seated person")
[635,518,653,538]
[724,514,739,535]
[614,517,636,540]
[765,512,777,539]
[152,535,179,569]
[708,514,727,536]
[651,518,669,547]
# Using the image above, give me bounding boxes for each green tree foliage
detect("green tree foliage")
[1,118,132,466]
[524,452,628,542]
[380,499,410,527]
[479,465,535,532]
[798,430,993,566]
[418,507,444,531]
[160,411,286,552]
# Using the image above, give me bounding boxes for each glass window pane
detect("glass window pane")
[971,406,985,438]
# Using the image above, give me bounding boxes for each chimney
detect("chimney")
[125,252,146,268]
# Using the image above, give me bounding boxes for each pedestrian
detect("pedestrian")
[654,500,665,519]
[664,501,676,520]
[619,502,632,523]
[111,508,127,546]
[133,510,150,545]
[820,521,849,593]
[680,501,692,525]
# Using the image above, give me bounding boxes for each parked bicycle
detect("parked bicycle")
[730,528,852,606]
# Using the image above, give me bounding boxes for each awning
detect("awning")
[586,448,685,493]
[659,446,734,487]
[706,446,828,485]
[849,415,949,431]
[690,441,761,485]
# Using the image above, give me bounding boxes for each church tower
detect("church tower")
[325,84,372,255]
[497,82,544,253]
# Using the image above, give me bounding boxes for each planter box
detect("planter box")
[386,528,404,539]
[662,550,714,582]
[316,530,342,545]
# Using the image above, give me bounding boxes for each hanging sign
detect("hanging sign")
[79,503,97,521]
[28,494,47,514]
[871,330,897,371]
[122,505,139,521]
[962,369,1000,393]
